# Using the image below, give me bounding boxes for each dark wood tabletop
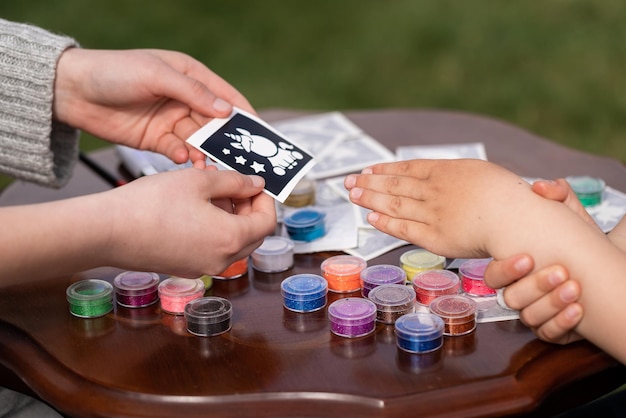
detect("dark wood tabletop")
[1,109,625,418]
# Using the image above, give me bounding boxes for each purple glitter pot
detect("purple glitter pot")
[368,284,416,324]
[395,312,445,354]
[328,298,377,338]
[281,274,328,313]
[360,264,406,298]
[113,271,160,308]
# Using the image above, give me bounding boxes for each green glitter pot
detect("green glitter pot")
[66,279,114,318]
[566,176,605,207]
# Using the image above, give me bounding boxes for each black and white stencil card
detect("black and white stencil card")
[186,108,315,202]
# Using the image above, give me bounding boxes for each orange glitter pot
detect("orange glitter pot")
[320,255,367,293]
[214,257,249,280]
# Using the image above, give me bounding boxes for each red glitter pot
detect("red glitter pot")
[412,269,460,305]
[459,258,496,296]
[113,271,160,308]
[429,295,477,336]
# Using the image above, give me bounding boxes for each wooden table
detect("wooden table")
[1,109,624,418]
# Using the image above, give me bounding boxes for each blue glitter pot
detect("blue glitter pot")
[280,274,328,313]
[395,312,445,354]
[283,209,326,242]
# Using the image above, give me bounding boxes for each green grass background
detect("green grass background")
[2,0,626,189]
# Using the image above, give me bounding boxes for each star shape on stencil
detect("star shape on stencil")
[250,161,266,173]
[234,155,247,165]
[222,148,231,155]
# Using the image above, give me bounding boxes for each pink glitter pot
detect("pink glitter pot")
[412,269,460,306]
[327,298,377,338]
[459,258,496,297]
[360,264,406,298]
[158,278,205,315]
[113,271,160,308]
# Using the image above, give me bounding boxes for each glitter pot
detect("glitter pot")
[158,278,205,315]
[281,274,328,313]
[251,236,295,273]
[368,284,416,324]
[283,209,326,242]
[184,297,232,337]
[360,264,406,298]
[321,255,367,293]
[429,295,477,336]
[214,257,248,280]
[459,258,496,296]
[113,271,160,308]
[328,297,377,338]
[566,176,605,207]
[400,249,446,282]
[283,177,316,208]
[412,269,460,305]
[395,312,445,354]
[66,279,114,318]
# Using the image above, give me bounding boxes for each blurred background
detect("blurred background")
[1,0,626,189]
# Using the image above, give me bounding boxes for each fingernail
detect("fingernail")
[361,167,373,174]
[213,98,232,113]
[513,256,532,272]
[344,174,356,189]
[249,175,265,188]
[559,282,578,303]
[367,212,379,224]
[548,268,567,286]
[563,304,581,320]
[350,187,363,200]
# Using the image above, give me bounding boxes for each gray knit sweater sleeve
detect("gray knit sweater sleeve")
[0,18,80,188]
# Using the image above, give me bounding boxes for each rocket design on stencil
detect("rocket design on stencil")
[224,128,304,176]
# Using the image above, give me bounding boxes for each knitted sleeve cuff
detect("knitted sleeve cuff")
[0,18,80,188]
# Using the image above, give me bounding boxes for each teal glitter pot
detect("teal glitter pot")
[283,209,326,242]
[566,176,605,207]
[281,274,328,313]
[66,279,114,318]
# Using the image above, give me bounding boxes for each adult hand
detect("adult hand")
[103,168,276,278]
[53,48,253,164]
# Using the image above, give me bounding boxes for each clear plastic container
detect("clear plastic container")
[113,271,160,308]
[368,284,416,324]
[412,269,460,305]
[321,255,367,293]
[395,312,445,353]
[429,294,477,336]
[184,296,232,336]
[360,264,406,297]
[158,278,205,315]
[328,298,377,338]
[280,274,328,313]
[252,236,295,273]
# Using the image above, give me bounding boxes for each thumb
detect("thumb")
[200,170,266,199]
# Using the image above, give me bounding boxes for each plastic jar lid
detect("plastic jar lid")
[184,296,232,324]
[158,278,205,298]
[252,236,295,272]
[113,271,160,296]
[66,279,114,318]
[368,284,416,312]
[66,279,113,306]
[283,209,326,229]
[458,258,491,280]
[412,269,460,292]
[328,298,377,326]
[361,264,406,287]
[395,312,444,341]
[321,255,367,280]
[566,176,605,206]
[429,295,476,322]
[400,249,446,270]
[281,274,328,301]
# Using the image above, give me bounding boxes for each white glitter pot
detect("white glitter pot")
[251,236,295,273]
